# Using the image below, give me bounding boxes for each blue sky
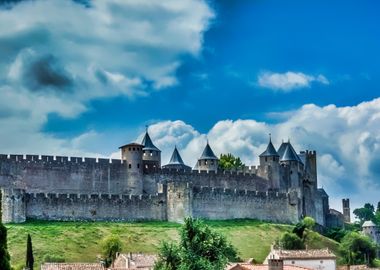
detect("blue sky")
[0,0,380,211]
[41,0,380,144]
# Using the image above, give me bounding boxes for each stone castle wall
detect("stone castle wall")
[0,154,134,194]
[0,154,301,224]
[25,192,167,221]
[192,186,299,223]
[144,169,269,194]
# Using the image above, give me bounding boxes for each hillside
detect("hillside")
[6,219,340,269]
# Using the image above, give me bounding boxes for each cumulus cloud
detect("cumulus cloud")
[258,71,329,91]
[0,0,214,157]
[143,98,380,211]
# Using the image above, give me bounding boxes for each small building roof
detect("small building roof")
[199,142,218,160]
[362,220,377,227]
[141,131,160,152]
[260,138,279,157]
[41,263,104,270]
[268,248,336,260]
[119,142,144,149]
[226,264,313,270]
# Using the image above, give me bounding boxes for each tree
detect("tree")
[279,232,305,250]
[101,235,123,268]
[154,217,238,270]
[340,232,377,266]
[26,234,34,270]
[219,154,245,171]
[377,201,380,213]
[302,217,316,230]
[0,222,11,270]
[353,204,375,224]
[154,242,181,270]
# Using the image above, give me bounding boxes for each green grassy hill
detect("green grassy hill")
[6,220,340,269]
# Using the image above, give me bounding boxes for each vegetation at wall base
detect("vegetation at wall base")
[0,221,11,270]
[5,219,340,269]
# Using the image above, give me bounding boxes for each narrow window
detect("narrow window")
[129,148,131,151]
[265,157,267,162]
[211,160,214,165]
[273,157,275,161]
[128,164,132,169]
[137,163,140,168]
[133,147,135,151]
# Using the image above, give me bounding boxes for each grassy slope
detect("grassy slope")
[6,220,340,269]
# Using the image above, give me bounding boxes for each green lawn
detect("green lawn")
[6,219,340,269]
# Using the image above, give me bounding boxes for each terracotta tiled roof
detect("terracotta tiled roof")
[226,264,313,270]
[112,253,157,269]
[272,248,336,259]
[41,263,104,270]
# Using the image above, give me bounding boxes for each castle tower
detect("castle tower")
[278,141,303,188]
[195,141,218,172]
[1,188,26,223]
[162,146,191,171]
[259,135,280,190]
[342,198,351,223]
[166,182,193,222]
[141,128,161,171]
[119,143,144,194]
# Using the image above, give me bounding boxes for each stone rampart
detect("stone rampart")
[0,154,137,194]
[144,168,269,194]
[25,192,166,221]
[192,186,299,223]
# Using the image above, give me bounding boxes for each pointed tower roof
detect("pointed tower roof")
[141,130,160,152]
[260,135,279,157]
[278,141,303,164]
[199,141,218,160]
[168,146,185,165]
[163,146,191,171]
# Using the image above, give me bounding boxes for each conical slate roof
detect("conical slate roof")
[141,131,160,151]
[199,142,218,160]
[278,141,303,164]
[260,138,279,157]
[168,146,185,165]
[163,146,191,171]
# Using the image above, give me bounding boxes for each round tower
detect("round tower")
[141,128,161,171]
[119,143,144,194]
[195,141,219,172]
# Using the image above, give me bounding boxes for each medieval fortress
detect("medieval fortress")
[0,129,346,226]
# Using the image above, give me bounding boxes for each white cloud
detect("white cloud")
[0,0,214,159]
[143,98,380,212]
[258,71,329,91]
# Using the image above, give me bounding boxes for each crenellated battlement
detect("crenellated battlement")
[192,186,288,199]
[26,191,164,202]
[0,153,124,165]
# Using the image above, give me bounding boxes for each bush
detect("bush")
[279,232,305,250]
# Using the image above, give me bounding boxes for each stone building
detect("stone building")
[264,248,337,270]
[0,129,341,227]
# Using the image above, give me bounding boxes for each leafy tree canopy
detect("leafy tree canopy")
[101,235,123,267]
[279,232,305,250]
[154,217,238,270]
[219,154,245,171]
[340,232,377,266]
[353,203,376,225]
